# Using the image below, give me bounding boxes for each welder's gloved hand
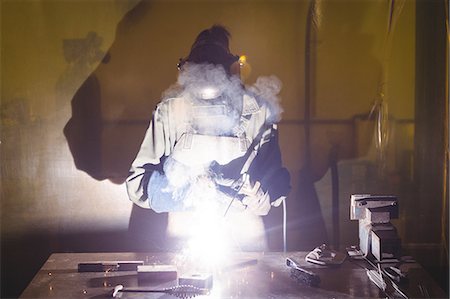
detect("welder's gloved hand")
[147,171,189,213]
[238,173,271,216]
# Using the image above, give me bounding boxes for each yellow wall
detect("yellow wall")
[1,0,416,241]
[1,0,138,235]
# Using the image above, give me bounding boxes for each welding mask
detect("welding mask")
[176,61,245,136]
[177,25,242,80]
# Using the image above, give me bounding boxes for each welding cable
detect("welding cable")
[363,257,409,299]
[442,0,449,265]
[444,0,450,268]
[112,284,208,298]
[282,197,287,253]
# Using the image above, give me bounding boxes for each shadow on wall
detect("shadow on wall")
[63,0,170,254]
[63,3,155,184]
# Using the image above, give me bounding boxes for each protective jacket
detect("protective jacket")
[126,87,290,214]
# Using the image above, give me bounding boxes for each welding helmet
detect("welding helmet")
[178,25,240,77]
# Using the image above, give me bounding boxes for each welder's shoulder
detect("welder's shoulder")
[243,93,274,125]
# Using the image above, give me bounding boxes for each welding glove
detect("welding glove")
[238,173,271,216]
[147,170,189,213]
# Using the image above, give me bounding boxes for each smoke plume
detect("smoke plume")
[154,63,283,210]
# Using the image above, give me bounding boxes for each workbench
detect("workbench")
[20,251,446,298]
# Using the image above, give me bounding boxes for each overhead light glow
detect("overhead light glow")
[239,55,247,66]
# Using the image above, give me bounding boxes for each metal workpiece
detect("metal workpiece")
[351,194,401,261]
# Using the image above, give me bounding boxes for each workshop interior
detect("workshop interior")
[1,0,448,298]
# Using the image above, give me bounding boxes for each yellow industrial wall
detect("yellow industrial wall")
[1,0,415,235]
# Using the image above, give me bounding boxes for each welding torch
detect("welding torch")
[215,124,273,217]
[220,176,247,217]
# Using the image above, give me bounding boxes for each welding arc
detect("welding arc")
[112,284,208,298]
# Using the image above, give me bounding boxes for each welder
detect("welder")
[126,25,290,225]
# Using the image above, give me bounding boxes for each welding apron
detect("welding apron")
[166,97,267,251]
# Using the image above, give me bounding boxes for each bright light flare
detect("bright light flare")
[168,180,236,270]
[183,200,232,269]
[200,86,221,99]
[168,177,266,270]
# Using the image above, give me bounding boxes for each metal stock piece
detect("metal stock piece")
[286,257,320,287]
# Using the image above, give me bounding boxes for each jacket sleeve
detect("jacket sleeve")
[246,125,291,202]
[126,104,171,208]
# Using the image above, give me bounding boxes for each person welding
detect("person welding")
[126,25,290,250]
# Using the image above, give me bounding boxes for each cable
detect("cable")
[282,197,287,253]
[443,0,450,266]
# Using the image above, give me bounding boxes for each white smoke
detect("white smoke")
[162,63,242,103]
[163,157,214,208]
[156,63,283,210]
[163,63,283,126]
[247,75,283,124]
[151,156,228,211]
[162,64,243,136]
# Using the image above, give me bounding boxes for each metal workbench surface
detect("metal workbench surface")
[20,251,446,298]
